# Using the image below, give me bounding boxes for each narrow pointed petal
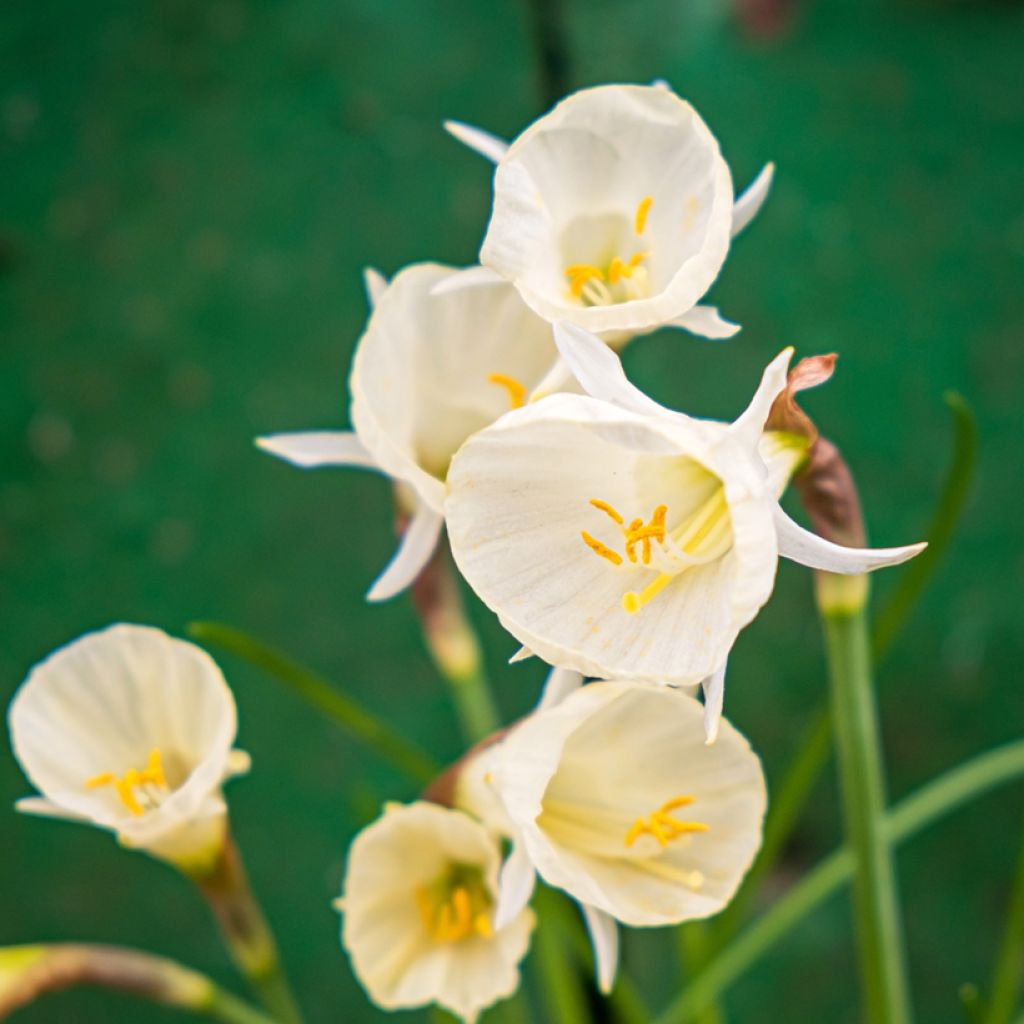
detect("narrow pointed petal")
[429,264,504,296]
[701,662,727,745]
[731,162,775,238]
[256,431,378,470]
[443,119,509,164]
[526,355,573,402]
[650,78,672,91]
[495,839,537,930]
[536,667,584,712]
[773,503,926,574]
[14,796,87,822]
[363,266,387,309]
[554,321,670,417]
[731,348,794,444]
[366,506,444,602]
[509,646,534,664]
[581,903,619,994]
[668,304,742,340]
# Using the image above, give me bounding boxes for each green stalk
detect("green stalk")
[983,818,1024,1024]
[679,924,727,1024]
[652,739,1024,1024]
[0,943,278,1024]
[822,594,912,1024]
[190,835,304,1024]
[188,622,439,784]
[531,890,589,1024]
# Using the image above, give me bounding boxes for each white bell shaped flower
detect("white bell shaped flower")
[338,801,534,1023]
[445,324,925,739]
[456,681,766,990]
[443,82,775,341]
[258,262,558,602]
[7,624,249,874]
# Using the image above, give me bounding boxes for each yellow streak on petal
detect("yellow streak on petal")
[487,373,527,410]
[635,196,654,234]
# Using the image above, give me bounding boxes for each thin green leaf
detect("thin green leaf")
[188,622,439,785]
[653,740,1024,1024]
[980,816,1024,1024]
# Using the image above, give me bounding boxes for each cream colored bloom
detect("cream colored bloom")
[338,801,534,1023]
[456,681,765,990]
[443,82,775,340]
[445,324,925,739]
[8,624,249,874]
[258,262,558,601]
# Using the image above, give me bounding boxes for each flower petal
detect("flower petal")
[553,322,671,417]
[580,903,619,994]
[730,347,794,445]
[701,662,727,745]
[667,304,742,340]
[366,505,444,602]
[509,646,534,664]
[495,838,537,930]
[773,503,926,574]
[256,431,378,470]
[731,162,775,238]
[443,119,509,164]
[363,267,388,309]
[429,264,504,297]
[536,667,584,712]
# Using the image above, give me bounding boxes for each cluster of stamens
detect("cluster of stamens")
[624,795,709,849]
[85,748,168,817]
[416,883,493,943]
[564,196,654,306]
[581,498,667,568]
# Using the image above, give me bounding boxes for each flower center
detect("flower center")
[624,795,709,849]
[563,196,654,307]
[487,372,527,410]
[415,862,494,943]
[85,748,169,817]
[580,489,733,613]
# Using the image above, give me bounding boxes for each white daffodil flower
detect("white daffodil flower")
[7,624,250,874]
[456,681,766,992]
[337,801,534,1024]
[443,82,775,341]
[258,262,558,602]
[445,323,926,740]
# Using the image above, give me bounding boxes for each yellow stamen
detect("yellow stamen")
[582,531,623,566]
[565,264,605,299]
[115,775,144,817]
[589,499,625,525]
[625,795,708,849]
[474,913,493,938]
[635,196,653,234]
[607,257,626,285]
[84,749,169,816]
[487,372,527,410]
[85,772,115,789]
[145,748,166,788]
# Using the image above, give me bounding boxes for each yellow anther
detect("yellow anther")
[635,196,654,234]
[145,748,166,788]
[85,772,115,789]
[487,373,527,410]
[625,795,708,849]
[607,257,626,285]
[629,251,648,268]
[84,748,168,816]
[474,913,493,938]
[582,531,623,566]
[589,499,624,525]
[565,264,605,299]
[416,878,493,943]
[115,775,144,817]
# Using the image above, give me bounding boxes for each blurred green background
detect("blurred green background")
[2,0,1022,1020]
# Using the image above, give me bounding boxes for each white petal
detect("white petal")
[256,431,378,470]
[363,267,387,309]
[15,796,87,822]
[650,78,672,91]
[773,503,927,574]
[536,667,584,712]
[580,903,619,994]
[701,662,727,745]
[366,505,444,602]
[730,347,794,445]
[668,304,742,340]
[731,162,775,238]
[443,119,509,164]
[495,838,537,930]
[509,646,534,664]
[429,264,504,296]
[553,321,671,417]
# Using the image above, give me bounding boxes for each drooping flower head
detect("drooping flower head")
[8,624,249,874]
[338,801,534,1023]
[444,82,776,342]
[258,262,557,601]
[445,324,925,738]
[455,679,766,991]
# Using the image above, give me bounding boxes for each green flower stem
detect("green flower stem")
[190,835,304,1024]
[410,543,501,744]
[679,924,727,1024]
[0,943,277,1024]
[188,622,439,785]
[822,597,912,1024]
[531,890,589,1024]
[652,739,1024,1024]
[983,817,1024,1024]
